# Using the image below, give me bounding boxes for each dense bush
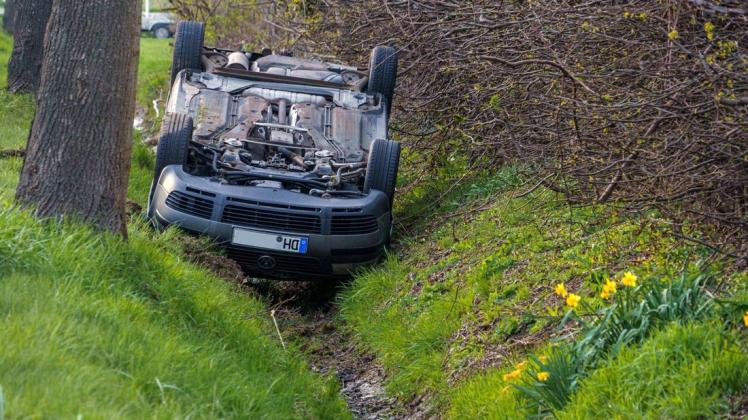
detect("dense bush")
[174,1,747,257]
[167,0,312,50]
[309,0,747,257]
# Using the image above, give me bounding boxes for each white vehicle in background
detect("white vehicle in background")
[141,0,175,39]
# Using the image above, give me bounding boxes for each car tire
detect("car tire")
[148,113,193,217]
[367,46,398,117]
[364,139,401,209]
[170,21,204,85]
[152,24,172,39]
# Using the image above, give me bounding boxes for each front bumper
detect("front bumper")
[150,165,391,278]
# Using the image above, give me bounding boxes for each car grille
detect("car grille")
[165,191,214,219]
[221,204,322,234]
[330,215,379,235]
[226,246,322,274]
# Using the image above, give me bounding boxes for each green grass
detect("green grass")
[0,31,349,418]
[0,33,34,200]
[338,164,747,415]
[129,38,171,205]
[0,213,348,418]
[137,38,172,112]
[558,321,748,419]
[447,320,748,419]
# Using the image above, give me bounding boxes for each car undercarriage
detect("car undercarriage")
[148,21,400,278]
[167,62,387,198]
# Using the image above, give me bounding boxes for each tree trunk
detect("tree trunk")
[15,0,141,236]
[6,0,52,94]
[2,0,16,34]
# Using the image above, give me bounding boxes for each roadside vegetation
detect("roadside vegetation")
[2,1,746,417]
[0,33,349,418]
[339,162,748,417]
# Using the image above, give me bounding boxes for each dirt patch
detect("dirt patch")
[286,309,399,419]
[727,389,748,419]
[0,148,25,158]
[177,249,428,419]
[181,237,248,287]
[445,315,577,387]
[125,199,143,218]
[444,278,583,386]
[250,279,431,419]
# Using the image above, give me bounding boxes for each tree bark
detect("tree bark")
[6,0,52,94]
[2,0,16,34]
[15,0,141,236]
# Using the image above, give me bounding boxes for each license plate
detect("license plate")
[232,228,308,254]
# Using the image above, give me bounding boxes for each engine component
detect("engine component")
[278,147,307,169]
[278,99,288,125]
[226,52,250,70]
[314,160,333,176]
[173,50,389,195]
[241,88,327,105]
[270,130,294,145]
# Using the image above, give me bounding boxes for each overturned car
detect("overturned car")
[148,21,401,279]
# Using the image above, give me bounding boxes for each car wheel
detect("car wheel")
[148,113,193,217]
[364,139,401,209]
[367,46,398,117]
[170,21,204,85]
[152,24,172,39]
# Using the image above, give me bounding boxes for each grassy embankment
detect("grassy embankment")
[0,34,349,418]
[337,153,748,416]
[3,30,746,419]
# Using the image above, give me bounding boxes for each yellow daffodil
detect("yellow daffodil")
[566,293,581,308]
[668,30,679,40]
[603,279,617,294]
[506,369,523,381]
[516,361,527,371]
[554,283,568,298]
[537,371,550,382]
[539,355,548,363]
[600,278,617,299]
[743,311,748,327]
[621,271,638,287]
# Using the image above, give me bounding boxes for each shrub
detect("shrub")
[307,1,748,254]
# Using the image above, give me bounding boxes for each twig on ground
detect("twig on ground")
[270,309,286,350]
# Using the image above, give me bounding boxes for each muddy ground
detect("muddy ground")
[182,240,430,419]
[252,279,402,419]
